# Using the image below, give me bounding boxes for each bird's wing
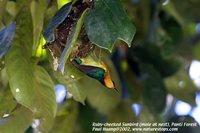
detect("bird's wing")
[72,61,106,80]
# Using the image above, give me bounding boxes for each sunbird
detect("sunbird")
[72,57,118,92]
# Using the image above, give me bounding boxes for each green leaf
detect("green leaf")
[57,0,72,9]
[43,2,72,42]
[0,67,8,89]
[30,0,48,51]
[164,66,198,105]
[50,100,78,133]
[6,44,35,110]
[0,57,5,71]
[15,0,28,13]
[66,79,87,104]
[5,1,17,17]
[5,6,57,131]
[140,64,167,114]
[54,62,86,104]
[0,106,33,133]
[0,0,7,27]
[6,43,56,132]
[0,88,17,117]
[59,9,89,73]
[32,66,57,132]
[84,0,136,52]
[5,6,35,110]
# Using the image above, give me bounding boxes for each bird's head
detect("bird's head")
[101,78,119,93]
[100,63,119,92]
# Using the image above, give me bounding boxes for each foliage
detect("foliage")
[0,0,200,132]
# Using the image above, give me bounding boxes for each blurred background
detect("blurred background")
[1,0,200,132]
[51,0,200,132]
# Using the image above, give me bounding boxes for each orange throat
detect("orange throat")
[104,69,115,89]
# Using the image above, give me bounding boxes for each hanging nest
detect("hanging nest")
[43,0,94,59]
